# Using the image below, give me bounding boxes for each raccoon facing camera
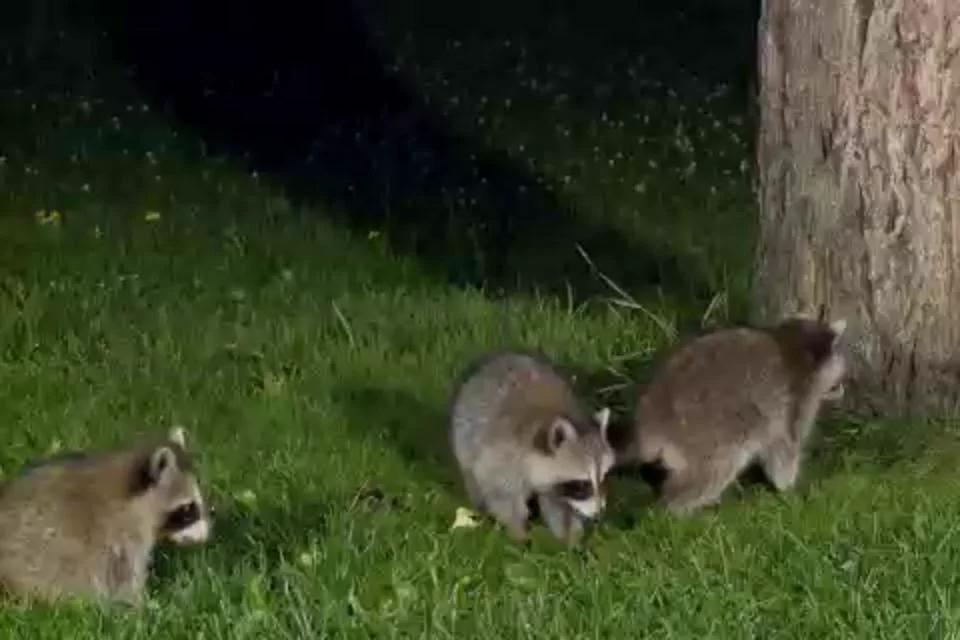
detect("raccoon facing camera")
[0,426,214,606]
[449,348,617,546]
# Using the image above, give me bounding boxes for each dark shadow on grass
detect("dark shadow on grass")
[89,0,722,312]
[332,385,460,494]
[150,494,330,587]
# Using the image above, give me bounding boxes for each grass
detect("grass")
[2,3,960,637]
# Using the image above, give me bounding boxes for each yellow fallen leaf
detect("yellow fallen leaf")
[35,210,61,225]
[450,506,481,531]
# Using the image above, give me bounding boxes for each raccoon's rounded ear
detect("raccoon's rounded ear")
[168,425,188,449]
[547,417,578,452]
[148,446,178,483]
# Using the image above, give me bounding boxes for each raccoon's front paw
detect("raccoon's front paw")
[563,515,586,547]
[504,521,530,544]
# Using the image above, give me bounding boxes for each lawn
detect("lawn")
[1,2,960,638]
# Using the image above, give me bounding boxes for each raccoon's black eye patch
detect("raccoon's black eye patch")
[554,480,595,501]
[163,501,200,532]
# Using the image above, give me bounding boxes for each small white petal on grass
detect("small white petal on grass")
[450,506,481,530]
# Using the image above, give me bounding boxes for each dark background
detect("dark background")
[4,0,760,314]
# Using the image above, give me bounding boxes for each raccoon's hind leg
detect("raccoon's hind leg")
[758,436,801,492]
[537,493,584,547]
[660,454,745,516]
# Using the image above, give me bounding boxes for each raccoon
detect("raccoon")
[0,426,212,606]
[449,348,615,545]
[627,315,847,516]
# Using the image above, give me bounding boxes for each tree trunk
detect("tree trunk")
[754,0,960,417]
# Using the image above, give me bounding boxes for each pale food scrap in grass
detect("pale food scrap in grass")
[450,506,481,531]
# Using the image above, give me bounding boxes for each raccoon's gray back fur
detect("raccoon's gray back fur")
[449,349,614,544]
[629,316,847,516]
[450,349,591,470]
[0,426,212,605]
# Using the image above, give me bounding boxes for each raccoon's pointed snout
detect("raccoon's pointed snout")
[568,494,605,520]
[168,516,211,545]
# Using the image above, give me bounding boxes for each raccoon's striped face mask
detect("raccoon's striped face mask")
[544,408,615,520]
[147,427,214,546]
[553,477,607,519]
[552,456,612,519]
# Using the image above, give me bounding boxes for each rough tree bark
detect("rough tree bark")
[755,0,960,417]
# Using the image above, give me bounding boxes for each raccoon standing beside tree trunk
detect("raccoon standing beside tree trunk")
[625,315,848,516]
[0,426,213,606]
[449,349,616,546]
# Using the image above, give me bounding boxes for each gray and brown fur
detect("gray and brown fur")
[0,426,212,606]
[449,349,615,545]
[626,315,847,516]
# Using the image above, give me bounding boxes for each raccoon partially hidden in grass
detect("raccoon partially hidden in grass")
[449,349,616,545]
[0,426,212,606]
[626,315,848,516]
